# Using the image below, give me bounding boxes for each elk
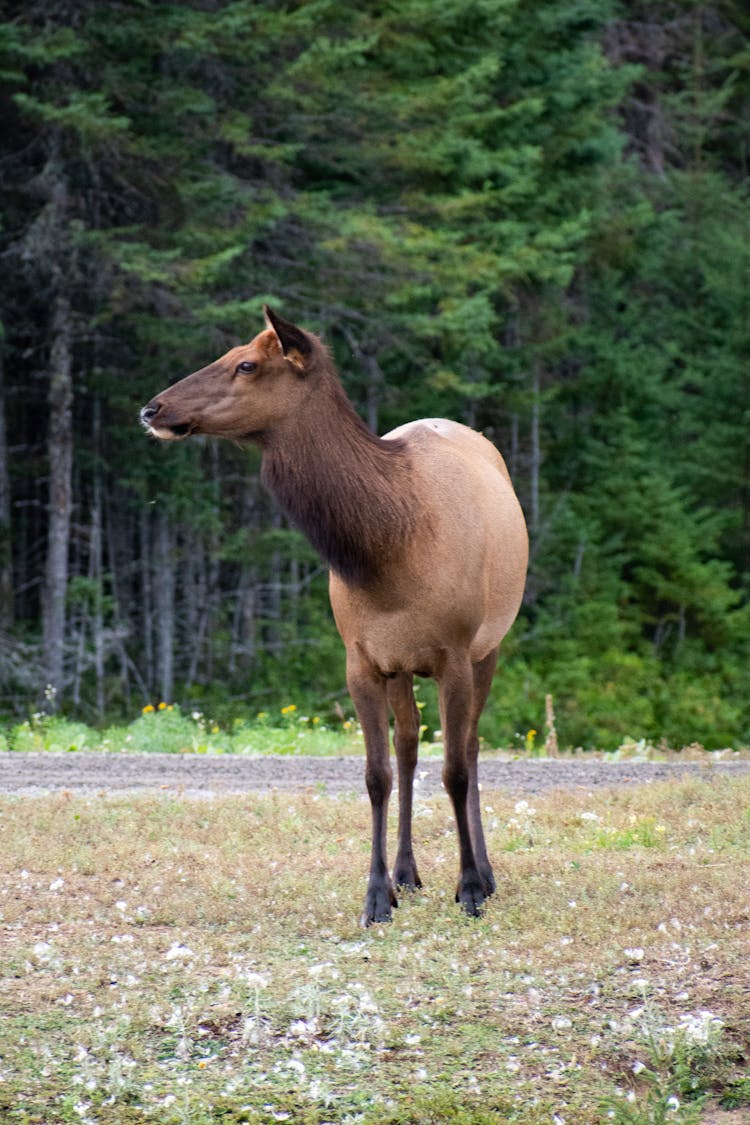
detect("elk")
[141,307,528,925]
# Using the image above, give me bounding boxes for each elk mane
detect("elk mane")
[261,352,418,586]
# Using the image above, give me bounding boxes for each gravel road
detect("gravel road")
[1,751,748,799]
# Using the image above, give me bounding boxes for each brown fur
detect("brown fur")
[141,307,528,925]
[261,378,418,586]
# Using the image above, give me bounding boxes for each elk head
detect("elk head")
[140,306,315,444]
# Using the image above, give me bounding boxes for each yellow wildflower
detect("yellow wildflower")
[281,704,297,715]
[142,704,155,714]
[158,702,168,711]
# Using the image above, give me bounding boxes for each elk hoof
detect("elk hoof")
[478,866,496,897]
[392,859,422,892]
[456,873,486,917]
[361,879,398,927]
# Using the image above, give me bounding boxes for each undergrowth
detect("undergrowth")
[2,702,746,760]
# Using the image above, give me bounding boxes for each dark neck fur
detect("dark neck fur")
[261,374,416,586]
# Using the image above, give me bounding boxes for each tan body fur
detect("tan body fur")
[330,418,527,677]
[141,308,528,924]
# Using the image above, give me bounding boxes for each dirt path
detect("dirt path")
[1,751,748,798]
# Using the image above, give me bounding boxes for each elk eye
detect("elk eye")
[235,360,257,375]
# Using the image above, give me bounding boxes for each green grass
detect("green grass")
[0,776,748,1123]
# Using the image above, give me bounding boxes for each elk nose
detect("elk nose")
[140,402,160,425]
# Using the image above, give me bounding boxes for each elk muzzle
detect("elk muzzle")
[140,399,194,440]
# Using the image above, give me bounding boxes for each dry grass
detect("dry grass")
[0,775,749,1123]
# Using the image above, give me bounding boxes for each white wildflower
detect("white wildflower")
[289,1017,320,1041]
[164,942,194,961]
[678,1011,723,1045]
[624,947,644,962]
[245,971,269,988]
[514,799,536,816]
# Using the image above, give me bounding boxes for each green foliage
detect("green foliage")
[2,703,365,757]
[1,0,749,748]
[8,716,98,754]
[113,704,233,755]
[720,1076,750,1109]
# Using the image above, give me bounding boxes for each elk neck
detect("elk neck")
[260,374,417,586]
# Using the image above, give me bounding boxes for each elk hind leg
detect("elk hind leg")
[439,656,486,916]
[467,646,500,896]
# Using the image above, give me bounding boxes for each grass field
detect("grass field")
[0,774,749,1124]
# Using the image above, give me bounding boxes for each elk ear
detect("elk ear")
[263,305,312,370]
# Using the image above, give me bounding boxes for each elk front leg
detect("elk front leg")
[387,673,422,892]
[347,650,396,926]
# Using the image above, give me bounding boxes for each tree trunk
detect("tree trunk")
[266,509,283,652]
[185,537,208,688]
[41,292,74,706]
[153,508,175,703]
[232,571,257,674]
[91,398,105,719]
[104,488,132,711]
[530,367,541,536]
[205,443,221,682]
[139,509,154,692]
[365,353,382,434]
[230,477,259,676]
[0,350,12,628]
[509,412,519,483]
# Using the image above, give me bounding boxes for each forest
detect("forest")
[0,0,749,751]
